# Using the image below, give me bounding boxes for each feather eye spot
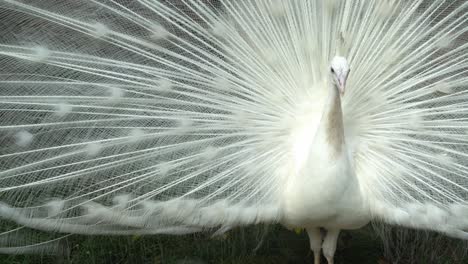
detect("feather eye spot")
[382,49,399,65]
[407,114,425,130]
[15,130,33,147]
[109,87,124,99]
[158,162,171,176]
[91,22,110,38]
[213,75,231,91]
[211,21,229,38]
[432,81,453,94]
[435,152,454,165]
[129,128,145,143]
[263,48,280,66]
[54,102,72,117]
[436,37,452,49]
[325,0,339,11]
[177,117,193,132]
[150,24,170,40]
[45,199,66,217]
[112,194,132,210]
[0,203,15,217]
[85,142,102,157]
[376,0,398,19]
[230,109,247,125]
[159,79,173,93]
[201,146,220,160]
[30,46,51,62]
[269,0,286,17]
[269,89,286,103]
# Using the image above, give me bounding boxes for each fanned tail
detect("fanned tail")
[0,0,295,253]
[0,0,467,256]
[346,0,468,238]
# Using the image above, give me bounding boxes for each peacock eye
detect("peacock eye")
[331,68,335,73]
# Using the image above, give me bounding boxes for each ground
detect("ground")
[0,225,466,264]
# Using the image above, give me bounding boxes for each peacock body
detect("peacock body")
[0,0,467,262]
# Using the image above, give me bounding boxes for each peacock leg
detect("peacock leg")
[322,228,340,264]
[306,227,322,264]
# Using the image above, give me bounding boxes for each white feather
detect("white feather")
[85,142,102,157]
[31,46,50,62]
[14,130,33,147]
[0,0,467,259]
[150,24,170,40]
[128,128,145,143]
[54,102,72,117]
[91,22,110,38]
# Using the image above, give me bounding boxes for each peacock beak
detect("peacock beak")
[338,75,347,95]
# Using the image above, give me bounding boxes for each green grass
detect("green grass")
[0,225,466,264]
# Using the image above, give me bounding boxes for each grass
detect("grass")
[1,224,466,264]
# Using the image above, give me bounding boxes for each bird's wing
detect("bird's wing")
[341,1,468,237]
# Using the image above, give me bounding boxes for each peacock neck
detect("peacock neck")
[321,82,345,157]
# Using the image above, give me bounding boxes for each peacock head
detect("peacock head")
[330,56,350,95]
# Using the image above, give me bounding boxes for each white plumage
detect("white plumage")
[0,0,467,262]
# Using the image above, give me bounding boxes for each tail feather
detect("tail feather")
[0,198,281,235]
[372,201,468,240]
[0,0,467,255]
